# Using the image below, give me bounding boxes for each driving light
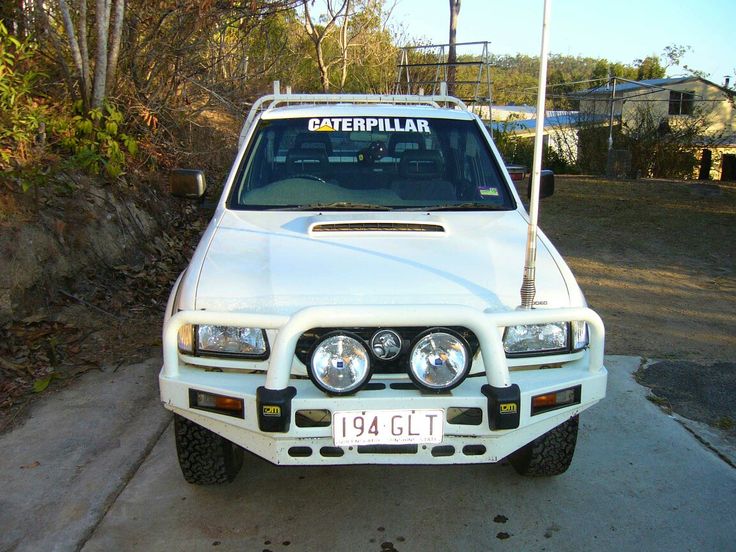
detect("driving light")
[503,322,568,355]
[178,324,194,353]
[409,330,470,391]
[310,334,370,395]
[196,325,268,357]
[571,321,589,351]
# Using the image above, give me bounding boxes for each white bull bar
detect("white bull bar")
[163,305,605,390]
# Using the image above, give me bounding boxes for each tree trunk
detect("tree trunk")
[304,2,331,92]
[338,0,351,91]
[317,44,330,92]
[447,0,461,96]
[105,0,124,96]
[78,0,91,106]
[91,0,112,109]
[58,0,90,107]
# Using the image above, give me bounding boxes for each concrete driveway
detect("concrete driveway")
[2,356,735,552]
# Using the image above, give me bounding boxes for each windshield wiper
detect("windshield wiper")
[407,203,508,211]
[274,202,393,211]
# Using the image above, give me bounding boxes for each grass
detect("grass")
[715,416,735,431]
[646,394,672,411]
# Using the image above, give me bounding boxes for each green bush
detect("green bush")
[1,23,138,184]
[492,120,534,167]
[53,101,138,178]
[0,22,46,169]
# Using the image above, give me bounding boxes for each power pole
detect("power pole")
[608,76,617,151]
[447,0,461,96]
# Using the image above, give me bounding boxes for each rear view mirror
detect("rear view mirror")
[170,169,207,199]
[527,169,554,199]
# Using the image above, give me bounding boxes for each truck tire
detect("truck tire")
[510,415,578,477]
[174,414,243,484]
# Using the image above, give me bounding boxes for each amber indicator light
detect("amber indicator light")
[531,385,581,416]
[189,389,245,419]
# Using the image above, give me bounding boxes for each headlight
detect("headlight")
[503,322,568,355]
[179,325,268,357]
[309,333,371,395]
[409,330,470,391]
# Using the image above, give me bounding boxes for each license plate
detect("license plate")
[332,409,444,446]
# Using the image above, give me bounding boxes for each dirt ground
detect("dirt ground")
[532,176,736,441]
[0,175,208,432]
[535,176,736,362]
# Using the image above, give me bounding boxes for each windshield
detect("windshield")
[228,116,515,211]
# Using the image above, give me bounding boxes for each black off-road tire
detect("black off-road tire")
[174,414,244,485]
[510,415,579,477]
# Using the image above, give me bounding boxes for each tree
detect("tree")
[55,0,126,110]
[302,0,349,92]
[334,0,397,93]
[629,101,725,178]
[660,43,706,77]
[662,44,690,71]
[300,0,392,92]
[446,0,460,96]
[635,55,665,80]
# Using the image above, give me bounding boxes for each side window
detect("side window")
[462,132,479,185]
[463,132,495,183]
[242,129,278,194]
[454,128,505,202]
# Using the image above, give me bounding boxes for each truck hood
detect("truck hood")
[192,210,572,315]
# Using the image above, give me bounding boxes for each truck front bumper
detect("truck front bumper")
[160,305,606,465]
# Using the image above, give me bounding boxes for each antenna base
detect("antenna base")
[520,274,536,310]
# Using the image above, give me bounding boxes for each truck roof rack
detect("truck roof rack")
[238,81,468,147]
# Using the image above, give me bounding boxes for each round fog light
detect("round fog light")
[409,330,469,391]
[310,334,370,395]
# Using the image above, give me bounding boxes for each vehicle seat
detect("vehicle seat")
[387,132,426,156]
[394,150,455,201]
[286,150,329,178]
[293,132,333,156]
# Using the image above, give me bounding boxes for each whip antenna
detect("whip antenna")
[520,0,552,309]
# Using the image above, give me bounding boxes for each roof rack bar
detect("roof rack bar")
[238,83,468,147]
[401,41,490,50]
[399,61,487,68]
[404,80,488,85]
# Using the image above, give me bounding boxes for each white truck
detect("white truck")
[161,84,606,484]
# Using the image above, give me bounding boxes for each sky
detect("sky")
[390,0,735,84]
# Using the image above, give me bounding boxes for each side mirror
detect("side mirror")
[527,169,555,200]
[170,169,207,199]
